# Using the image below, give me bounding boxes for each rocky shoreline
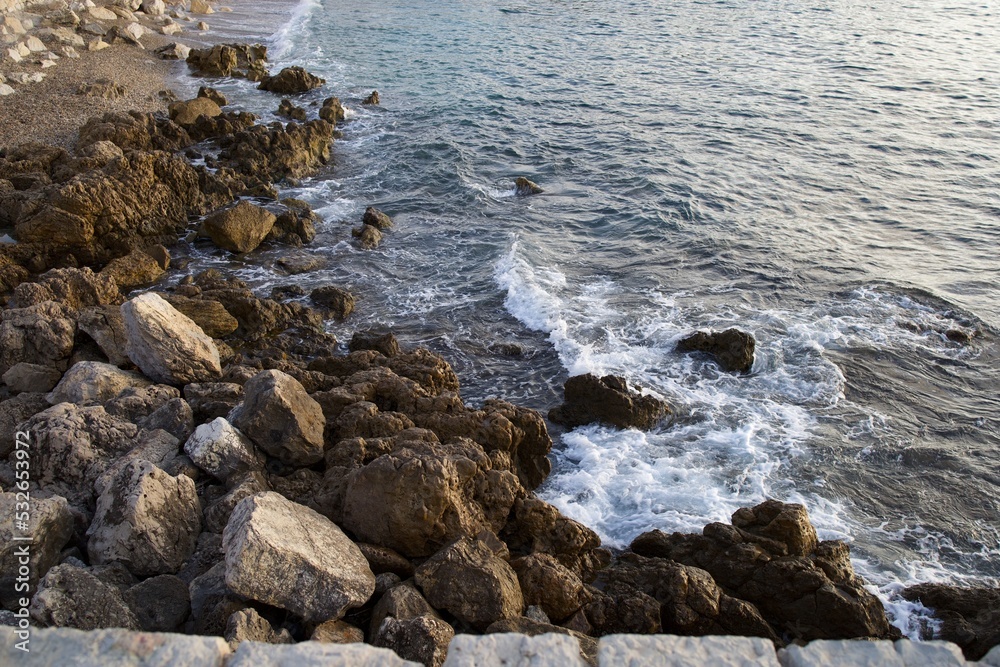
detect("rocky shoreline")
[1,1,998,666]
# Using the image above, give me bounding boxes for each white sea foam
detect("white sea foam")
[269,0,323,60]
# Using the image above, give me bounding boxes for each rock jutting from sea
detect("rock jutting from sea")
[1,14,996,667]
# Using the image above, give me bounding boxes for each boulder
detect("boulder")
[202,201,277,254]
[549,373,671,430]
[676,328,756,373]
[204,471,270,534]
[582,587,662,635]
[0,393,51,458]
[901,584,1000,660]
[184,417,263,483]
[87,460,201,576]
[312,619,364,643]
[228,369,325,466]
[277,98,307,121]
[99,249,165,291]
[185,382,244,422]
[10,267,120,310]
[123,574,190,632]
[121,293,222,385]
[349,331,400,357]
[30,564,139,630]
[0,301,76,375]
[342,439,522,557]
[188,561,246,636]
[363,206,393,230]
[216,119,333,183]
[258,66,325,94]
[514,177,543,195]
[186,42,268,79]
[311,286,355,320]
[156,42,190,60]
[139,397,195,442]
[512,553,591,623]
[199,86,228,106]
[225,607,293,649]
[141,0,166,15]
[504,497,610,582]
[0,494,75,608]
[369,581,441,637]
[77,305,129,366]
[352,224,382,249]
[415,535,523,630]
[483,617,596,664]
[2,362,62,393]
[363,90,380,105]
[46,361,151,405]
[222,492,375,621]
[373,615,454,667]
[358,543,415,578]
[320,97,345,124]
[162,294,239,338]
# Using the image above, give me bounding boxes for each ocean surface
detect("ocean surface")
[176,0,1000,635]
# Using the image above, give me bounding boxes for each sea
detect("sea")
[174,0,1000,637]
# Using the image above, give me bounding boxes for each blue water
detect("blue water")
[179,0,1000,633]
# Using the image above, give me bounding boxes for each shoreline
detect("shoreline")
[2,0,998,665]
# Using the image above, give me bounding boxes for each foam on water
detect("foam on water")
[269,0,324,60]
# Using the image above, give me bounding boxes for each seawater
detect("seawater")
[176,0,1000,635]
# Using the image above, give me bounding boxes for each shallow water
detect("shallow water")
[180,0,1000,634]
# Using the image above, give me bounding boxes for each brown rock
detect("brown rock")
[901,584,1000,660]
[352,224,382,249]
[258,66,325,94]
[676,328,756,373]
[162,295,239,338]
[513,553,591,623]
[312,619,364,643]
[202,201,277,254]
[311,285,355,320]
[549,373,671,430]
[373,615,454,667]
[169,97,223,127]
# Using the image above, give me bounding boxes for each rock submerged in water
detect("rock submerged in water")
[514,177,543,195]
[363,90,380,105]
[676,327,755,373]
[549,373,671,430]
[901,584,1000,660]
[258,66,326,95]
[201,200,277,254]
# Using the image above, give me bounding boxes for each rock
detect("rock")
[548,373,671,430]
[512,553,591,623]
[156,42,191,60]
[121,293,222,385]
[2,362,62,393]
[47,361,151,405]
[140,397,195,442]
[147,245,171,271]
[77,305,130,367]
[363,206,393,230]
[370,581,441,637]
[676,328,756,373]
[343,439,521,557]
[601,635,780,667]
[312,619,365,643]
[223,492,375,621]
[363,90,380,105]
[199,86,227,106]
[185,382,244,422]
[0,301,76,376]
[201,201,277,254]
[123,22,145,42]
[731,499,818,557]
[514,177,543,195]
[162,294,239,338]
[0,626,230,664]
[278,98,307,121]
[100,249,166,291]
[88,7,118,21]
[504,497,609,582]
[228,641,420,667]
[186,43,268,79]
[10,267,121,310]
[0,494,75,608]
[225,607,293,649]
[229,369,325,466]
[216,118,333,182]
[188,561,245,636]
[258,66,325,94]
[446,633,586,667]
[103,383,180,424]
[415,535,523,630]
[0,393,50,458]
[311,286,355,319]
[204,471,270,534]
[190,0,214,13]
[277,254,324,274]
[349,331,400,357]
[901,584,1000,660]
[373,615,454,667]
[161,22,183,36]
[358,543,415,578]
[30,564,139,630]
[582,587,661,635]
[169,96,223,127]
[141,0,166,16]
[123,574,190,632]
[320,97,345,124]
[87,460,201,576]
[352,224,383,249]
[0,83,15,96]
[184,417,263,483]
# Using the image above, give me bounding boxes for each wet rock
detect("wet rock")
[99,249,166,292]
[342,439,522,557]
[731,499,818,557]
[2,362,62,393]
[222,492,376,621]
[503,497,611,582]
[676,328,756,373]
[46,361,151,405]
[512,552,591,623]
[216,119,334,183]
[349,331,401,357]
[270,198,318,245]
[0,301,76,376]
[277,98,307,121]
[185,382,244,422]
[0,494,75,608]
[312,619,365,643]
[415,535,524,630]
[258,66,325,94]
[229,369,325,466]
[363,206,393,230]
[514,177,543,195]
[901,584,1000,660]
[30,564,139,630]
[123,574,190,632]
[186,43,268,80]
[311,286,355,320]
[373,615,454,667]
[202,201,277,254]
[363,90,380,105]
[549,373,671,430]
[121,293,222,385]
[169,96,223,127]
[352,224,382,249]
[225,607,293,649]
[199,86,228,106]
[184,417,264,483]
[320,97,345,124]
[370,580,441,637]
[87,460,201,577]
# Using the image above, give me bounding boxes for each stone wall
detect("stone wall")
[2,627,995,667]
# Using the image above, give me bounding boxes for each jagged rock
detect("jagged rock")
[312,619,364,643]
[161,294,239,338]
[363,90,380,105]
[184,382,244,422]
[258,66,325,94]
[142,0,166,16]
[77,306,129,367]
[123,574,190,632]
[103,384,180,424]
[369,581,441,637]
[503,497,610,582]
[352,224,382,249]
[188,561,246,636]
[363,206,393,230]
[484,617,597,664]
[549,373,671,430]
[320,97,345,124]
[99,249,165,292]
[373,615,454,667]
[512,553,591,623]
[222,492,375,621]
[46,361,151,405]
[76,110,190,152]
[139,398,195,442]
[216,119,333,183]
[311,286,355,320]
[901,584,1000,660]
[0,393,50,458]
[225,607,293,649]
[184,417,263,483]
[676,328,756,373]
[583,587,662,635]
[0,301,76,376]
[155,42,190,60]
[415,535,523,630]
[229,369,325,466]
[0,494,75,608]
[170,97,223,127]
[121,293,222,385]
[186,43,268,80]
[277,98,307,121]
[514,177,543,195]
[30,564,139,630]
[204,471,270,534]
[201,201,277,254]
[10,267,120,310]
[91,429,184,496]
[358,543,415,578]
[87,460,201,577]
[629,499,893,641]
[2,362,62,393]
[199,86,227,106]
[270,199,318,245]
[77,79,128,100]
[342,439,522,557]
[349,331,400,357]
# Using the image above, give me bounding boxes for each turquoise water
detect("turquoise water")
[181,0,1000,633]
